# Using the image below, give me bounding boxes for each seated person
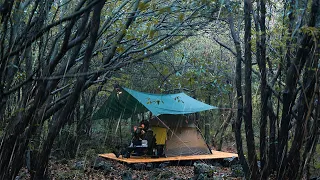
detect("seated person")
[132,120,149,146]
[114,121,153,158]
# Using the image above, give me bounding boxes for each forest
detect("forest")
[0,0,319,179]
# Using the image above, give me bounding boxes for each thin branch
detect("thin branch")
[3,0,101,60]
[33,36,189,81]
[3,70,37,96]
[212,37,236,56]
[50,84,71,95]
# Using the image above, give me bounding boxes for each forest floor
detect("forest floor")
[47,158,241,180]
[16,140,320,179]
[17,158,241,180]
[16,145,244,180]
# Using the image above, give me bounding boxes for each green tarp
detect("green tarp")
[92,87,217,120]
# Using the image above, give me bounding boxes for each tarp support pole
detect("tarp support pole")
[194,123,213,154]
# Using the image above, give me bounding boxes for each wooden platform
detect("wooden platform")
[99,150,238,164]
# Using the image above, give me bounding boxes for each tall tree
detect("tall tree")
[0,0,217,179]
[243,0,259,179]
[226,2,250,177]
[224,0,320,178]
[278,0,319,178]
[257,0,268,177]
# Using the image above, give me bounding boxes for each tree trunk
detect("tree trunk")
[301,87,319,179]
[267,93,277,173]
[226,2,249,177]
[205,95,211,144]
[277,0,296,168]
[217,109,233,151]
[286,63,317,179]
[258,0,268,177]
[32,2,105,179]
[0,1,54,176]
[0,81,48,179]
[243,0,259,179]
[278,0,319,178]
[286,15,319,178]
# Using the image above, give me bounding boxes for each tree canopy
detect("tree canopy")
[0,0,319,179]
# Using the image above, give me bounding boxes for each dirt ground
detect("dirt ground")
[16,144,241,179]
[16,158,240,180]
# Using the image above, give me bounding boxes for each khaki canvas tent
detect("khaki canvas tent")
[93,87,218,157]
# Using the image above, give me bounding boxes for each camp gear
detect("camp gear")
[93,87,218,157]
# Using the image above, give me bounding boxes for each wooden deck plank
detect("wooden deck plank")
[99,150,238,164]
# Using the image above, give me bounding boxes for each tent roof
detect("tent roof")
[92,87,217,120]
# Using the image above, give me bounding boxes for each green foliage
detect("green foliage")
[55,169,84,180]
[231,164,245,177]
[122,35,234,106]
[301,26,320,40]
